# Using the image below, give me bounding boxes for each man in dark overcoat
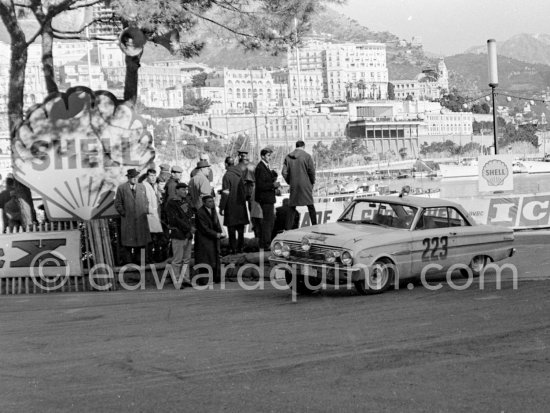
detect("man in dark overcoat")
[237,150,255,204]
[219,156,249,254]
[157,164,172,184]
[282,140,317,230]
[115,168,151,264]
[163,165,183,209]
[194,195,225,284]
[254,148,280,250]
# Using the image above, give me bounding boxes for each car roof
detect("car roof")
[352,195,462,209]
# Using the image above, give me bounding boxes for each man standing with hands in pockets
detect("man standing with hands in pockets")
[194,195,225,284]
[254,148,280,250]
[282,140,317,229]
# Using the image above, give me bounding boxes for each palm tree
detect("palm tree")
[357,79,366,99]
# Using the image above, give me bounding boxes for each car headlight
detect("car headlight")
[282,244,290,258]
[272,241,283,256]
[325,250,337,263]
[301,237,311,251]
[340,251,353,266]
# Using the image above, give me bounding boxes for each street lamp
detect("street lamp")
[487,39,499,154]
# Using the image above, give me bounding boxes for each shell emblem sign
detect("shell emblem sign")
[478,155,513,192]
[12,87,155,221]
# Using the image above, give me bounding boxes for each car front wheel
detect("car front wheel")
[354,258,395,295]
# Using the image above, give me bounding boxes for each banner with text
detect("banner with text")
[12,87,155,221]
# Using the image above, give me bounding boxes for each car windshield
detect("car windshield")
[338,200,418,230]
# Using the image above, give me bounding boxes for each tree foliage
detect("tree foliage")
[499,123,539,148]
[192,72,208,87]
[0,0,344,137]
[439,92,467,112]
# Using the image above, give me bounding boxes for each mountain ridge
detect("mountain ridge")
[464,33,550,66]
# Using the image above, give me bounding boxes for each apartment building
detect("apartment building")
[392,58,449,101]
[0,42,48,112]
[286,40,389,103]
[205,68,285,114]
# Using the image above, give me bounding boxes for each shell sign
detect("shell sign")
[478,155,513,192]
[12,87,155,221]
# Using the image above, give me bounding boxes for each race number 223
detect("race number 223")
[422,236,448,261]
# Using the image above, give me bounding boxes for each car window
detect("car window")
[339,201,417,229]
[415,207,470,230]
[415,207,448,230]
[447,207,469,227]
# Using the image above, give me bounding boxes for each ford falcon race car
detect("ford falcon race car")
[269,196,516,295]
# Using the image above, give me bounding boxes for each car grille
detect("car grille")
[285,241,342,265]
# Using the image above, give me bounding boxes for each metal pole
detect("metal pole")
[491,85,498,154]
[294,18,304,142]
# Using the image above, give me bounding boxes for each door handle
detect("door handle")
[449,232,457,236]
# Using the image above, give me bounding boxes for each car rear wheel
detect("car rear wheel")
[354,258,395,295]
[461,255,489,278]
[284,271,322,295]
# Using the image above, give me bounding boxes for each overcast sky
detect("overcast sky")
[334,0,550,56]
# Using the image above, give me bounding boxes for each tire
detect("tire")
[285,271,322,295]
[354,258,395,295]
[460,255,488,278]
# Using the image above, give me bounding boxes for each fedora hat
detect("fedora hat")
[126,168,139,178]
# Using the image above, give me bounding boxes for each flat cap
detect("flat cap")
[171,166,183,173]
[260,147,273,156]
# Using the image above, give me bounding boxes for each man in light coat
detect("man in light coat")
[282,140,317,229]
[115,168,151,264]
[143,168,168,262]
[189,160,212,211]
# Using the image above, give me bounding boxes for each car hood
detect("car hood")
[274,222,407,250]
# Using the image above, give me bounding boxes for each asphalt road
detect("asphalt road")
[1,232,549,412]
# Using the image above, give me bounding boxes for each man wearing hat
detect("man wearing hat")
[190,153,214,183]
[163,165,183,209]
[115,168,151,264]
[237,149,256,214]
[165,183,194,286]
[195,194,224,284]
[254,147,280,250]
[157,164,172,183]
[220,156,249,254]
[188,160,212,211]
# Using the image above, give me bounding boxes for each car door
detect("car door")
[444,207,484,265]
[409,207,455,276]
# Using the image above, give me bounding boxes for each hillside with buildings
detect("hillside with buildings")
[140,7,435,78]
[445,53,550,95]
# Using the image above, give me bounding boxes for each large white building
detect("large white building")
[205,68,287,114]
[286,40,389,103]
[104,61,205,91]
[392,58,449,101]
[347,100,473,154]
[0,42,48,112]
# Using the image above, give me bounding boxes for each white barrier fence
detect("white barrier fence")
[265,192,550,231]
